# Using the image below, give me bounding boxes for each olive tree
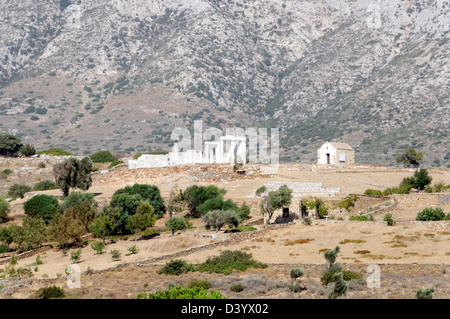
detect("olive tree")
[165,216,189,236]
[53,157,93,196]
[260,185,293,225]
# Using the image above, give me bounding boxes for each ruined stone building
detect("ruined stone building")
[317,142,355,165]
[128,135,246,169]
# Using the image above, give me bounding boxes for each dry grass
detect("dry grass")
[354,250,371,255]
[339,239,367,244]
[284,238,314,246]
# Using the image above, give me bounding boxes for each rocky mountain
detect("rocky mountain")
[0,0,448,166]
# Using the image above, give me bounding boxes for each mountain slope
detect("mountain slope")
[0,0,448,165]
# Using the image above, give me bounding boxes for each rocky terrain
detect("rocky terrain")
[0,0,449,165]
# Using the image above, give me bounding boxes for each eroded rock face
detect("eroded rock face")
[0,0,448,164]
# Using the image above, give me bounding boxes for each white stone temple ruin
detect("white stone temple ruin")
[129,135,246,169]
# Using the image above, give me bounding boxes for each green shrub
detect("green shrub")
[112,184,165,218]
[290,268,305,280]
[37,162,46,169]
[158,259,195,276]
[342,270,363,281]
[336,195,359,211]
[224,225,257,233]
[127,244,139,255]
[23,195,59,223]
[0,134,23,157]
[328,273,348,299]
[165,216,189,236]
[1,169,12,176]
[19,144,36,157]
[203,210,241,232]
[70,249,82,263]
[139,285,227,299]
[188,279,212,290]
[349,215,370,221]
[302,216,312,226]
[255,186,267,196]
[33,180,58,191]
[288,282,303,292]
[416,207,446,221]
[196,250,267,275]
[37,148,73,156]
[0,243,9,253]
[89,150,118,163]
[230,283,244,292]
[58,192,97,212]
[7,184,32,199]
[0,198,10,223]
[364,189,383,196]
[384,213,395,226]
[35,285,66,299]
[90,241,105,254]
[110,249,121,261]
[416,287,434,299]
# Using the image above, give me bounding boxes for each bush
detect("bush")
[364,189,383,196]
[89,150,118,163]
[288,282,303,292]
[349,215,370,221]
[416,207,446,221]
[342,270,363,281]
[35,285,66,299]
[230,283,244,292]
[384,213,395,226]
[0,243,9,253]
[302,216,312,226]
[140,285,227,299]
[58,192,97,212]
[165,216,189,236]
[7,184,32,199]
[127,244,139,255]
[290,268,305,280]
[23,195,59,223]
[336,195,359,211]
[416,287,434,299]
[0,134,23,157]
[47,211,85,247]
[0,197,10,223]
[328,273,348,299]
[10,217,47,252]
[255,186,267,196]
[38,162,46,169]
[37,148,73,156]
[53,157,92,196]
[110,249,121,261]
[182,185,227,217]
[19,144,36,157]
[91,241,105,254]
[33,180,58,191]
[203,210,241,232]
[196,250,267,275]
[188,279,212,290]
[70,249,82,263]
[158,259,195,276]
[110,193,143,216]
[399,168,432,191]
[112,184,165,217]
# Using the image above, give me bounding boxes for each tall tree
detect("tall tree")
[396,148,424,168]
[260,185,292,224]
[53,157,93,196]
[0,134,23,157]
